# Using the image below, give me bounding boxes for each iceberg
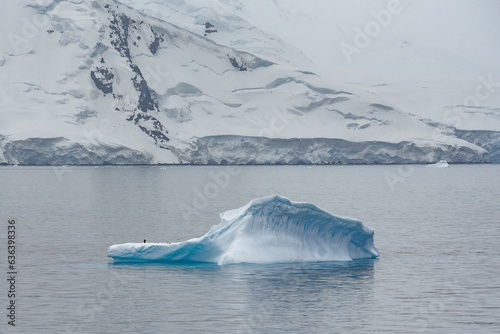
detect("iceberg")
[107,195,379,265]
[426,160,449,168]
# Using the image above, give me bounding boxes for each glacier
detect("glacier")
[107,195,379,265]
[1,0,498,165]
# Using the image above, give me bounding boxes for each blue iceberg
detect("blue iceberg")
[107,195,379,265]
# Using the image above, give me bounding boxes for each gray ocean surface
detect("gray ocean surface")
[1,164,499,333]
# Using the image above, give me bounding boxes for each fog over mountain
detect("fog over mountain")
[1,0,498,164]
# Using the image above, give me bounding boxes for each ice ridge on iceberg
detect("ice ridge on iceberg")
[107,195,379,265]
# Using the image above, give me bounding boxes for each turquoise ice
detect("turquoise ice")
[108,195,379,265]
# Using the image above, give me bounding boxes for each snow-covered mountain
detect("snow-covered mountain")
[0,0,498,165]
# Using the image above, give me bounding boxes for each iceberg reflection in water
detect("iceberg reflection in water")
[108,195,379,265]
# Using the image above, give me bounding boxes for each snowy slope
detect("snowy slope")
[0,0,497,165]
[216,0,500,155]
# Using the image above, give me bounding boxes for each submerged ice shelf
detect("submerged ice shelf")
[107,195,379,265]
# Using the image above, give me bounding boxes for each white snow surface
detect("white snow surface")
[107,195,379,265]
[0,0,498,164]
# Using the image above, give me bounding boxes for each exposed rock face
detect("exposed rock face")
[91,66,114,94]
[204,22,217,36]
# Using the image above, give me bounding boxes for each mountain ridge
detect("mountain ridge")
[0,0,498,165]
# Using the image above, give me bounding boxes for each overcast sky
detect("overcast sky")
[229,0,500,84]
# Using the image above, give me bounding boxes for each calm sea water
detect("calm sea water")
[1,164,499,333]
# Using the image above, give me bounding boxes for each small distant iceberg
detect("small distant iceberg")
[426,160,449,168]
[108,195,379,265]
